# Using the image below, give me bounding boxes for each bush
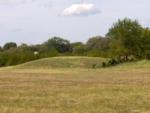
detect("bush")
[102,62,106,67]
[108,58,118,66]
[3,42,17,50]
[102,55,136,68]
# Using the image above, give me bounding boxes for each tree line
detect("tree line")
[0,18,150,67]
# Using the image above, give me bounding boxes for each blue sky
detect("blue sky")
[0,0,150,45]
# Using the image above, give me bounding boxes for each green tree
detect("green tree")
[86,36,110,51]
[3,42,17,50]
[45,37,72,53]
[141,28,150,59]
[86,36,110,57]
[71,42,86,55]
[39,44,58,57]
[107,18,143,58]
[18,44,30,52]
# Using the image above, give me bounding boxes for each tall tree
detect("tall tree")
[45,37,72,53]
[107,18,143,58]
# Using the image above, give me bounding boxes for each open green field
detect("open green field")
[0,57,150,113]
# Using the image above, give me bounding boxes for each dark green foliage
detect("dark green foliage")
[102,58,119,67]
[45,37,72,53]
[107,18,143,58]
[71,42,86,55]
[86,36,110,51]
[39,45,58,58]
[102,62,106,67]
[141,28,150,59]
[109,58,119,65]
[3,42,17,50]
[102,56,136,68]
[86,36,110,57]
[0,49,38,67]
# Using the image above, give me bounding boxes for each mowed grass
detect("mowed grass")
[0,57,150,113]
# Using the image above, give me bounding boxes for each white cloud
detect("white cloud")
[62,3,100,16]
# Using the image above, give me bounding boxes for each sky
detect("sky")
[0,0,150,46]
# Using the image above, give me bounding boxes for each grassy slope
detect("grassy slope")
[16,56,108,69]
[0,57,150,113]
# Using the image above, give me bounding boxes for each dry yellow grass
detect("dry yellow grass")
[0,57,150,113]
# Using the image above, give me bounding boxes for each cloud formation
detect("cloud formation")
[62,3,100,16]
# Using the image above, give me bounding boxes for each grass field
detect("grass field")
[17,56,108,69]
[0,57,150,113]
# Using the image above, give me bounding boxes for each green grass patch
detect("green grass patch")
[16,56,108,69]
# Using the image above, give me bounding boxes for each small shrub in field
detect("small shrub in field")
[102,62,107,67]
[92,64,96,68]
[108,58,118,66]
